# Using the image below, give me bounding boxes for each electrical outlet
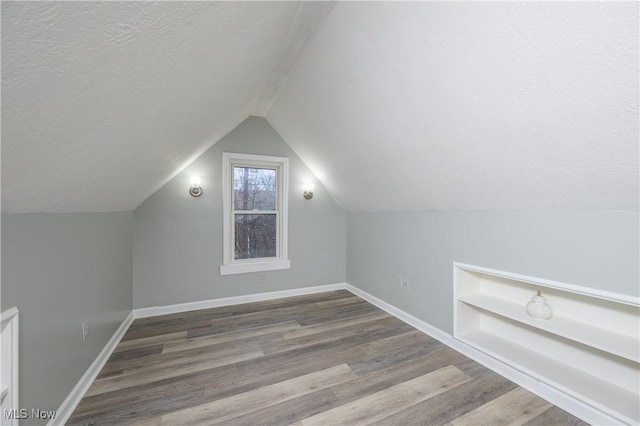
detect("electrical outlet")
[398,275,409,289]
[81,321,88,341]
[257,273,268,283]
[402,278,409,290]
[398,276,409,290]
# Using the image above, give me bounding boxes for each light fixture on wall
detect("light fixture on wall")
[189,177,203,197]
[303,183,315,200]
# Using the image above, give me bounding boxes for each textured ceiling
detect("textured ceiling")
[267,2,639,211]
[1,1,332,213]
[2,2,638,214]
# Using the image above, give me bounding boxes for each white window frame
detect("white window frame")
[220,152,290,275]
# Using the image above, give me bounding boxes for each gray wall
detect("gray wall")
[133,116,346,308]
[347,210,639,334]
[1,212,133,423]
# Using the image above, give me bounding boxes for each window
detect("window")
[221,153,290,275]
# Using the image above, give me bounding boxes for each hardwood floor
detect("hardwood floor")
[68,290,587,425]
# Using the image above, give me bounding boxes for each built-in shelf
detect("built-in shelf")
[458,292,639,362]
[454,263,640,425]
[458,330,638,425]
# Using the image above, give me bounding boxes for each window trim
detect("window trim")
[220,152,290,275]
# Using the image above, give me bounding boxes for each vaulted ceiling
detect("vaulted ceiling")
[1,1,334,213]
[2,1,638,213]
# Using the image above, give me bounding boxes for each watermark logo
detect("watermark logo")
[4,409,57,420]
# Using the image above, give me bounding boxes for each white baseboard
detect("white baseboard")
[344,284,619,426]
[345,284,455,345]
[50,311,134,426]
[53,282,613,426]
[51,283,348,425]
[133,283,348,319]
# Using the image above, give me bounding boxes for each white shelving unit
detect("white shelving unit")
[453,263,640,425]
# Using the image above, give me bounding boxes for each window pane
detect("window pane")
[233,166,276,210]
[234,214,277,259]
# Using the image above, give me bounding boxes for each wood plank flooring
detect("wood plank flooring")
[68,291,587,425]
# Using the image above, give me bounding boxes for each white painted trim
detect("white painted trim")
[345,284,454,345]
[220,259,290,276]
[51,311,134,426]
[454,262,640,306]
[1,307,19,425]
[222,152,290,273]
[0,307,19,323]
[344,283,621,426]
[133,283,347,319]
[222,152,232,267]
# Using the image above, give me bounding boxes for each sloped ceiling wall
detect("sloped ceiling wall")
[267,2,639,211]
[1,1,333,213]
[2,2,637,214]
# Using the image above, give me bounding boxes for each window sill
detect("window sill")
[220,259,291,276]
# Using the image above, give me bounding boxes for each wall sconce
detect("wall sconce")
[303,183,315,200]
[189,177,203,197]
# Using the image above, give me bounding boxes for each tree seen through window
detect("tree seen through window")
[233,166,277,259]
